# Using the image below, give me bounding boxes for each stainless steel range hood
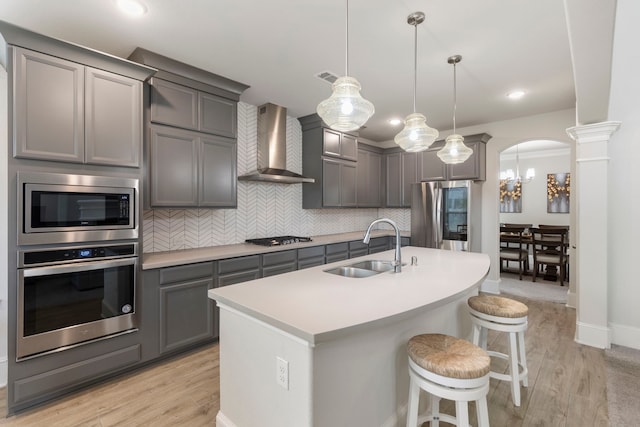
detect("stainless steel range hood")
[238,103,314,184]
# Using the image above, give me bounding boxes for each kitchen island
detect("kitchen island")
[208,246,490,427]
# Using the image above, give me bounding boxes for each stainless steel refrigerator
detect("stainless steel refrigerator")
[410,180,482,252]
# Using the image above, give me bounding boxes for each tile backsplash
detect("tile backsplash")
[142,102,410,253]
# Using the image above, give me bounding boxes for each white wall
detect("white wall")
[1,67,8,386]
[607,0,640,348]
[499,149,571,226]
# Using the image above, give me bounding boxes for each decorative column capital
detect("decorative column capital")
[566,121,621,144]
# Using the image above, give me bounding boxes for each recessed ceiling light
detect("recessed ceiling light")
[507,90,526,100]
[116,0,148,17]
[389,118,403,126]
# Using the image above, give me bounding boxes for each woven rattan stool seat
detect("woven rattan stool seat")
[407,333,490,380]
[468,295,528,318]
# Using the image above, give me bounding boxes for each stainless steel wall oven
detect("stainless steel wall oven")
[17,242,138,359]
[18,172,138,245]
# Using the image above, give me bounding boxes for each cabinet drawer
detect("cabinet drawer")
[159,262,214,284]
[263,264,297,278]
[218,270,261,287]
[218,255,261,275]
[298,246,324,260]
[326,242,348,255]
[262,250,296,267]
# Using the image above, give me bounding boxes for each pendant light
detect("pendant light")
[316,0,374,132]
[437,55,473,164]
[500,143,535,183]
[394,12,439,152]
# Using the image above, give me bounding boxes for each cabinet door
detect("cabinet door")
[13,47,84,163]
[150,78,198,130]
[322,128,342,158]
[322,158,342,207]
[401,152,418,207]
[385,152,402,207]
[340,133,358,161]
[199,92,237,138]
[159,277,214,354]
[85,68,142,167]
[200,135,237,207]
[447,141,483,180]
[340,161,358,207]
[149,125,198,206]
[357,150,382,207]
[419,149,447,181]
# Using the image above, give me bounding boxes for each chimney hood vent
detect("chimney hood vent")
[238,103,314,184]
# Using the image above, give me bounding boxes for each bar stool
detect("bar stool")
[467,295,529,406]
[406,333,491,427]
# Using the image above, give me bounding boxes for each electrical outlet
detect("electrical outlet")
[276,357,289,390]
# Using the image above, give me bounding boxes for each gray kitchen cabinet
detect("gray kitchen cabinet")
[325,242,349,263]
[418,134,491,181]
[12,47,143,167]
[322,158,357,207]
[348,240,369,258]
[357,145,383,207]
[217,255,261,286]
[262,250,297,277]
[149,77,237,138]
[149,124,237,207]
[322,128,358,161]
[298,246,325,269]
[385,150,419,207]
[299,114,359,209]
[158,262,216,355]
[368,237,390,254]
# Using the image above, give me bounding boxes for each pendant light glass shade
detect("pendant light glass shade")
[395,12,438,152]
[394,113,439,152]
[316,0,374,132]
[437,55,473,164]
[317,76,375,132]
[437,133,473,163]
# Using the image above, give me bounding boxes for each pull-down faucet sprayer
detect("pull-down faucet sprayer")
[363,218,402,273]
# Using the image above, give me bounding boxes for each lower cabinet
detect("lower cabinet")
[298,246,325,269]
[349,240,369,258]
[325,242,349,263]
[262,250,297,277]
[217,255,261,286]
[368,237,390,254]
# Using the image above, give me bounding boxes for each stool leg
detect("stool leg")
[476,397,490,427]
[508,331,521,406]
[430,394,440,427]
[406,375,420,427]
[454,400,469,427]
[479,327,488,350]
[472,322,481,346]
[518,330,529,387]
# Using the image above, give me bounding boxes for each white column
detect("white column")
[566,121,620,349]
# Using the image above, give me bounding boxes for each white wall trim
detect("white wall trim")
[575,156,610,163]
[610,322,640,350]
[566,289,577,309]
[216,411,237,427]
[0,358,6,387]
[575,321,611,349]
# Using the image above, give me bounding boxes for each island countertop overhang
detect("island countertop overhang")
[208,246,490,345]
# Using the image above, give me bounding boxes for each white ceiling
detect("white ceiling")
[0,0,576,143]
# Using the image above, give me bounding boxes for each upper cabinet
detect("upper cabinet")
[357,144,383,207]
[419,133,491,182]
[385,149,418,208]
[10,45,151,167]
[128,48,248,208]
[299,114,360,208]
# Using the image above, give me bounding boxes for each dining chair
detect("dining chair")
[530,227,569,285]
[499,226,529,280]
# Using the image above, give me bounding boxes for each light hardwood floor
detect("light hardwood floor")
[0,294,608,426]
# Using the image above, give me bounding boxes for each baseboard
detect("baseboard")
[480,278,500,294]
[610,322,640,350]
[575,321,611,349]
[216,411,236,427]
[0,357,6,387]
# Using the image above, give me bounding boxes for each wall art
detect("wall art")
[499,179,522,213]
[547,172,570,213]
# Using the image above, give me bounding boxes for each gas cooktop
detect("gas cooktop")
[245,236,312,247]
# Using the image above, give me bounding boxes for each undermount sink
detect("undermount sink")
[324,260,402,278]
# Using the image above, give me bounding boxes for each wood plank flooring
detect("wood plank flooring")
[0,294,608,426]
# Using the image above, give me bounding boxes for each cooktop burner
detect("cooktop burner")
[245,236,312,247]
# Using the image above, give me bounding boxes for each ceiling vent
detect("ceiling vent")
[315,70,339,84]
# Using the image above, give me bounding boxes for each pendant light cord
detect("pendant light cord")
[452,60,457,134]
[412,20,418,113]
[345,0,349,76]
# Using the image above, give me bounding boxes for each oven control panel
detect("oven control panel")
[20,243,137,267]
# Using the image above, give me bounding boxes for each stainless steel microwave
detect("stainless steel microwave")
[18,172,139,245]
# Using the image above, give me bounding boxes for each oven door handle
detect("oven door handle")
[21,257,137,278]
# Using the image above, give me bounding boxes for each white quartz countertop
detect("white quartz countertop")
[208,246,490,345]
[142,230,407,270]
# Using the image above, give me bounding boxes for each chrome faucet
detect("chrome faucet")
[363,218,402,273]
